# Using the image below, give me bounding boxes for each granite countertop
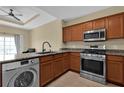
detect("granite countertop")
[0,50,81,64]
[106,49,124,56]
[63,48,124,56]
[1,48,124,64]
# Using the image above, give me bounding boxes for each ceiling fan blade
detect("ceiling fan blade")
[12,16,21,21]
[0,15,9,16]
[14,14,23,16]
[0,8,9,14]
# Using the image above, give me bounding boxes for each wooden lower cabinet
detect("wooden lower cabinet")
[40,53,70,86]
[63,53,70,72]
[0,64,2,87]
[107,55,124,85]
[107,60,124,84]
[70,53,80,72]
[40,61,54,86]
[40,52,80,86]
[53,58,64,78]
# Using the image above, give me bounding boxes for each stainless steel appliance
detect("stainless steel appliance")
[42,41,51,52]
[80,45,106,84]
[2,58,39,87]
[83,28,106,42]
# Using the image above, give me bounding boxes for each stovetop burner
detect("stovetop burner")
[81,49,106,55]
[81,45,106,55]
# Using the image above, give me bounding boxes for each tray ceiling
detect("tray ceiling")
[0,6,110,30]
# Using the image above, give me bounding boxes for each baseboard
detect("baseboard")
[107,80,124,87]
[70,69,80,73]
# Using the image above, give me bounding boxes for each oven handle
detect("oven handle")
[81,56,106,61]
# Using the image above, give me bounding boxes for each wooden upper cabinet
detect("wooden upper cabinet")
[71,24,83,41]
[63,13,124,42]
[81,23,85,39]
[107,14,124,39]
[84,21,93,31]
[93,18,106,29]
[63,27,71,42]
[63,23,84,42]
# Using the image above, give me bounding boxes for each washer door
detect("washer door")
[7,68,37,87]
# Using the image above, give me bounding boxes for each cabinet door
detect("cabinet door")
[53,58,63,78]
[93,18,106,29]
[40,61,54,86]
[0,64,1,87]
[63,53,70,72]
[71,24,83,41]
[84,21,93,31]
[82,23,86,40]
[107,60,123,84]
[63,27,71,42]
[70,53,80,72]
[107,14,124,39]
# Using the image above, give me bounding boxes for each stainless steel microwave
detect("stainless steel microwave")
[83,28,106,42]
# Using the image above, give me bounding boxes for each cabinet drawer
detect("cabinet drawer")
[40,55,53,62]
[70,53,80,56]
[107,55,123,61]
[63,53,69,57]
[54,54,63,59]
[54,57,63,62]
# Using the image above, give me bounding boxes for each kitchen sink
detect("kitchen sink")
[36,51,56,54]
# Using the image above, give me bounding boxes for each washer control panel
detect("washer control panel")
[2,58,39,71]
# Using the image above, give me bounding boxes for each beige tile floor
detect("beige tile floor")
[46,71,119,87]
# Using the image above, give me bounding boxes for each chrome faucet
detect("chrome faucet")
[42,41,51,52]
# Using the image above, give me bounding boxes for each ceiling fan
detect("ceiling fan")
[0,8,23,21]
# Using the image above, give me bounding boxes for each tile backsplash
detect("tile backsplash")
[63,39,124,50]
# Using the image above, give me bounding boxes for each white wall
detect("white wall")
[0,26,30,52]
[30,20,63,52]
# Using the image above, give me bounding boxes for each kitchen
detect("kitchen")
[0,6,124,87]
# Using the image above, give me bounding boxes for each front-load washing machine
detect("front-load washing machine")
[2,58,39,87]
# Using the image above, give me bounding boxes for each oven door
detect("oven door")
[80,55,106,78]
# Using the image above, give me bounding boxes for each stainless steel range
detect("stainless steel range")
[80,45,106,84]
